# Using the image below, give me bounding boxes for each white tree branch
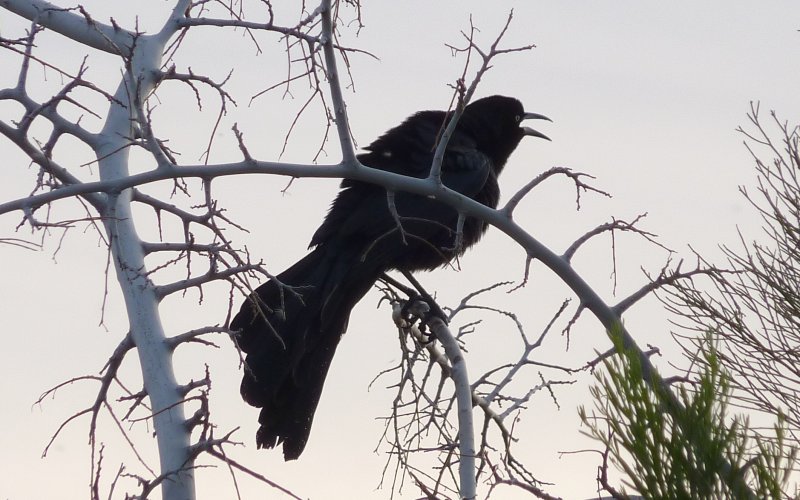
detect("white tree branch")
[0,0,135,55]
[320,0,357,164]
[429,316,477,500]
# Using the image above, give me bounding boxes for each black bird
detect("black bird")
[231,95,550,460]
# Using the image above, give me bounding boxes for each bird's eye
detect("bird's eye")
[514,114,521,122]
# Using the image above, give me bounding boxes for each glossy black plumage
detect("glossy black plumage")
[231,95,549,460]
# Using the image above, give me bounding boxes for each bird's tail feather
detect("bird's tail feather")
[232,242,381,460]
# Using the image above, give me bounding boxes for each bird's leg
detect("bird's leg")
[398,270,449,324]
[405,300,437,344]
[379,273,425,330]
[379,274,418,323]
[378,273,417,298]
[379,271,450,343]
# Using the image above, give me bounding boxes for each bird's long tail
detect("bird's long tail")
[231,242,382,460]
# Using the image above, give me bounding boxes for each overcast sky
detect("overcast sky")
[1,1,799,499]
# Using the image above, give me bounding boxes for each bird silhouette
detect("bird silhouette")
[231,95,550,459]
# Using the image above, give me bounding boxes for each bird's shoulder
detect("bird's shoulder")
[309,110,494,248]
[363,110,445,156]
[358,109,488,175]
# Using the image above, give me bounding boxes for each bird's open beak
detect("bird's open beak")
[521,112,552,141]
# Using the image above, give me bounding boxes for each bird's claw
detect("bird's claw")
[400,296,448,343]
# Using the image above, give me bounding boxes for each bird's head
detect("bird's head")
[460,95,550,170]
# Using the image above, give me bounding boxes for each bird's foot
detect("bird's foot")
[381,272,449,343]
[401,297,448,343]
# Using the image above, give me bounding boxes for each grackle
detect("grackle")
[231,95,550,459]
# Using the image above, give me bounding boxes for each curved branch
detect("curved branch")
[562,213,663,263]
[502,166,609,217]
[155,263,263,299]
[0,0,134,56]
[428,315,476,500]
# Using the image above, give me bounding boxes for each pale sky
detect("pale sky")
[1,1,799,499]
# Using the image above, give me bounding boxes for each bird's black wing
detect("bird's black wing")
[309,111,495,256]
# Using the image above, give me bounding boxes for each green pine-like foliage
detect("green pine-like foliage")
[580,329,796,499]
